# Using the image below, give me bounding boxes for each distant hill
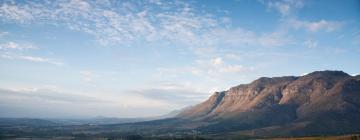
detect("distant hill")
[176,70,360,136]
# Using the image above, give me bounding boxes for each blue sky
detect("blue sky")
[0,0,359,118]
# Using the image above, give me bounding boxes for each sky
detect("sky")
[0,0,359,118]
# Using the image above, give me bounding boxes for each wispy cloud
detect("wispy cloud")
[0,0,222,46]
[130,83,208,106]
[263,0,304,17]
[0,42,37,50]
[0,41,63,65]
[0,3,34,23]
[262,0,343,33]
[195,57,255,76]
[155,56,255,87]
[0,53,63,66]
[287,19,343,32]
[0,0,294,49]
[0,87,99,103]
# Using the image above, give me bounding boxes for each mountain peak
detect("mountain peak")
[304,70,350,77]
[251,76,298,86]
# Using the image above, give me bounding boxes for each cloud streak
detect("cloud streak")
[0,87,100,103]
[131,87,208,105]
[0,42,37,50]
[1,53,63,66]
[0,42,63,66]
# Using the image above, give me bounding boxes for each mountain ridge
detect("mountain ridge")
[175,70,360,136]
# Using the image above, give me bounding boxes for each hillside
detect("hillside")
[176,70,360,136]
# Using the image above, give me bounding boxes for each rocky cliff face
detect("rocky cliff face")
[176,70,360,135]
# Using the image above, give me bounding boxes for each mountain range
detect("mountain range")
[173,70,360,137]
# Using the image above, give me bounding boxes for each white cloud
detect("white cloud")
[0,0,292,48]
[307,20,340,32]
[0,53,63,66]
[152,58,256,98]
[262,0,343,33]
[20,55,51,62]
[218,64,253,73]
[0,0,222,46]
[154,56,256,90]
[0,3,34,23]
[193,57,255,77]
[0,41,63,65]
[211,57,223,66]
[264,0,304,16]
[268,1,290,16]
[288,19,342,32]
[0,42,37,50]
